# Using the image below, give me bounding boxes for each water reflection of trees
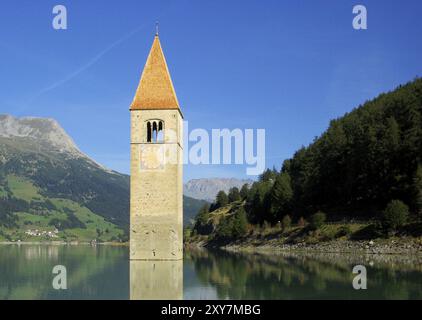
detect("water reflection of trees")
[185,249,422,300]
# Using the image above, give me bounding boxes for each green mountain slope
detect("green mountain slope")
[0,171,207,242]
[0,134,130,230]
[0,174,124,242]
[0,115,208,242]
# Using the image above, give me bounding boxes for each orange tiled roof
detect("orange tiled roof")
[130,35,180,110]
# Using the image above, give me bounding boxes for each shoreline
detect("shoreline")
[3,238,422,255]
[0,241,128,246]
[186,237,422,255]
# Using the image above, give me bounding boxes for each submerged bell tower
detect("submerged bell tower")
[130,32,183,260]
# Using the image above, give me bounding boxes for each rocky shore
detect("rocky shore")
[187,237,422,255]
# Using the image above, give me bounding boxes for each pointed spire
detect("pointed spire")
[130,33,180,110]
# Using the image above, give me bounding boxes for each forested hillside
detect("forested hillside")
[192,78,422,241]
[282,79,422,220]
[285,77,422,220]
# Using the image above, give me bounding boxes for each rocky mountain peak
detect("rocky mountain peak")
[0,114,82,156]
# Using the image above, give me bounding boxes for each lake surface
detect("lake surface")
[0,244,421,300]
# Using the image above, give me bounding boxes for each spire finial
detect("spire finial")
[155,21,159,36]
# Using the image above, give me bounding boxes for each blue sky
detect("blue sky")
[1,0,421,181]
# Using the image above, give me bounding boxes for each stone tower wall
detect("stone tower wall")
[130,109,183,260]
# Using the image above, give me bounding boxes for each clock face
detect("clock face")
[140,145,165,171]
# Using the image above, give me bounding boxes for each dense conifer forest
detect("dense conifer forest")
[192,78,422,239]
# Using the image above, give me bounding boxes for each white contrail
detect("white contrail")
[28,22,149,102]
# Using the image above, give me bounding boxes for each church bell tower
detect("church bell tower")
[130,33,183,260]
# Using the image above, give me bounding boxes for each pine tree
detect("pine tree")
[385,117,400,150]
[269,172,293,221]
[259,168,278,182]
[215,190,229,209]
[228,187,241,203]
[232,207,248,238]
[196,204,210,225]
[383,200,409,231]
[240,184,249,199]
[193,204,212,235]
[247,181,272,224]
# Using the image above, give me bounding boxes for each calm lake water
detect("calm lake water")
[0,244,421,300]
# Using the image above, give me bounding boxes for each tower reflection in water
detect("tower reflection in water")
[130,260,183,300]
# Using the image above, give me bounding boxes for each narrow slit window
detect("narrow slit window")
[152,121,158,142]
[157,121,164,142]
[147,122,152,142]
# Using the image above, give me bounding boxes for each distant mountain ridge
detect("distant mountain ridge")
[184,178,254,202]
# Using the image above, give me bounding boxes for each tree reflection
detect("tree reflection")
[185,249,422,300]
